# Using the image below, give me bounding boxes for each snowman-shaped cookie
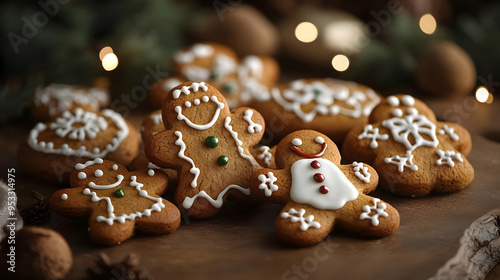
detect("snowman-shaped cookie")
[250,130,400,246]
[145,81,265,219]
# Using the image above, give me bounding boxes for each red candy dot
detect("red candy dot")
[319,185,329,194]
[313,173,325,183]
[310,160,321,169]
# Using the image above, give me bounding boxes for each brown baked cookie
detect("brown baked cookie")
[145,81,265,219]
[18,107,139,184]
[250,130,400,246]
[342,94,474,197]
[31,84,110,122]
[250,78,381,143]
[147,42,279,109]
[140,109,164,144]
[50,158,180,246]
[130,152,178,189]
[250,145,276,169]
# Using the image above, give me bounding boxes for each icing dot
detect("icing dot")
[114,189,125,198]
[217,155,229,165]
[319,185,329,194]
[292,138,302,146]
[112,164,118,171]
[387,96,399,106]
[185,101,192,108]
[407,108,418,115]
[193,99,200,105]
[61,193,68,200]
[392,108,403,117]
[78,172,87,180]
[313,173,325,183]
[402,95,415,106]
[311,160,321,169]
[315,136,325,144]
[202,96,209,102]
[206,136,219,148]
[94,169,103,177]
[148,169,155,176]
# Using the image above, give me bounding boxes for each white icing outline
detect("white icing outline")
[243,110,262,133]
[174,131,200,188]
[175,96,224,130]
[172,82,208,99]
[49,108,108,141]
[173,44,214,64]
[384,150,418,172]
[150,113,163,125]
[281,208,321,231]
[88,175,124,190]
[75,158,104,170]
[257,172,279,197]
[436,149,463,167]
[352,161,371,183]
[182,184,250,209]
[224,117,255,166]
[438,125,459,141]
[257,146,272,167]
[359,198,388,226]
[357,124,389,149]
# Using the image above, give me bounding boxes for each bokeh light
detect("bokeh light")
[475,86,490,103]
[331,55,349,72]
[99,46,113,61]
[295,22,318,43]
[419,14,437,35]
[102,53,118,71]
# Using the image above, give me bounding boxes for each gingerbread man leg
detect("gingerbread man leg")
[88,212,135,246]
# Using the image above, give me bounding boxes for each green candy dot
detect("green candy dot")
[217,155,229,166]
[313,89,322,96]
[209,72,220,80]
[114,189,125,198]
[222,82,237,94]
[206,136,219,148]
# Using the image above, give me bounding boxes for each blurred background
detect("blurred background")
[1,0,498,124]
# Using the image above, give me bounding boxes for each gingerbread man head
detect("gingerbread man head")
[342,94,474,197]
[50,158,180,246]
[145,81,265,219]
[250,130,400,246]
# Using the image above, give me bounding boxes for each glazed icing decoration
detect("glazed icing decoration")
[359,198,388,226]
[291,137,327,158]
[243,110,263,133]
[174,44,214,64]
[75,158,104,170]
[224,117,255,166]
[384,151,418,172]
[436,149,463,167]
[61,193,68,200]
[352,161,371,183]
[89,175,124,190]
[357,125,389,149]
[271,79,380,123]
[291,138,302,146]
[290,158,359,210]
[175,95,224,130]
[162,78,182,92]
[257,172,279,197]
[28,109,129,158]
[174,131,200,188]
[150,113,163,125]
[83,175,165,226]
[172,82,208,99]
[257,146,272,167]
[148,170,155,176]
[281,208,321,231]
[438,125,459,141]
[182,184,250,209]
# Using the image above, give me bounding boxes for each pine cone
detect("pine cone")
[88,253,154,280]
[19,191,51,225]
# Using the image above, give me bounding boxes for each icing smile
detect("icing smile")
[290,137,327,158]
[174,95,225,130]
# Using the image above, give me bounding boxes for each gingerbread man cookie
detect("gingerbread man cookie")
[145,81,265,219]
[251,78,381,143]
[148,42,279,109]
[31,84,110,121]
[18,107,139,184]
[250,130,400,246]
[342,94,474,196]
[50,158,180,245]
[140,109,164,144]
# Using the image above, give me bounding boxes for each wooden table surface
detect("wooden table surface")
[1,94,499,280]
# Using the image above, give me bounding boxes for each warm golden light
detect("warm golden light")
[419,14,437,35]
[331,55,349,72]
[485,93,494,104]
[295,22,318,43]
[476,87,490,103]
[99,46,113,61]
[102,53,118,71]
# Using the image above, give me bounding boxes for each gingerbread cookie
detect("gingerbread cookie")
[32,84,110,121]
[50,158,180,245]
[140,109,164,144]
[148,42,279,109]
[249,130,400,246]
[130,152,178,190]
[250,78,381,143]
[18,107,139,184]
[250,145,276,169]
[342,94,474,196]
[145,81,265,218]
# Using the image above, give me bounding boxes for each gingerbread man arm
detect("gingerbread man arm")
[275,202,335,246]
[340,162,379,194]
[342,124,386,164]
[88,212,135,245]
[229,107,266,150]
[134,198,180,234]
[145,128,189,171]
[50,187,93,220]
[130,169,169,195]
[249,168,291,204]
[437,122,472,156]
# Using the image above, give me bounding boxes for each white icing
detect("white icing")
[257,172,279,197]
[181,66,210,81]
[172,82,208,99]
[357,124,389,148]
[148,162,161,169]
[281,208,321,231]
[352,161,371,183]
[315,136,325,144]
[150,113,163,125]
[185,101,192,108]
[175,96,224,130]
[436,149,463,167]
[392,108,403,117]
[28,109,129,158]
[241,56,263,79]
[359,198,388,226]
[292,138,302,146]
[224,117,255,166]
[174,131,200,188]
[112,164,118,171]
[243,110,263,133]
[162,78,182,92]
[75,158,104,170]
[182,185,250,209]
[78,172,87,180]
[270,79,380,123]
[94,169,103,177]
[438,125,459,141]
[257,146,272,167]
[49,108,108,141]
[173,44,214,64]
[88,175,124,190]
[83,175,165,226]
[387,96,399,106]
[212,54,238,78]
[61,193,68,200]
[148,169,155,176]
[401,95,415,106]
[290,158,359,210]
[384,150,418,172]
